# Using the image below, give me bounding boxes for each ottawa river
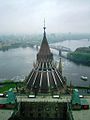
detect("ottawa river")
[0,39,90,87]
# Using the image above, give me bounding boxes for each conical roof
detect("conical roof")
[37,24,53,62]
[39,29,51,55]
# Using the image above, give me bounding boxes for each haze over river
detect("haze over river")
[0,39,90,87]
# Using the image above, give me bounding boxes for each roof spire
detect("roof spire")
[37,19,53,62]
[43,18,46,30]
[43,19,46,38]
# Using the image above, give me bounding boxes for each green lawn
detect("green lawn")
[0,83,16,93]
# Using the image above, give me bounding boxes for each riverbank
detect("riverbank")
[0,42,34,51]
[67,46,90,66]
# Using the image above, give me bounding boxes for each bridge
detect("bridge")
[35,44,71,56]
[50,44,71,56]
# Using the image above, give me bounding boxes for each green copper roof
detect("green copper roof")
[0,90,16,104]
[7,91,16,104]
[0,99,8,104]
[71,89,81,105]
[81,98,89,105]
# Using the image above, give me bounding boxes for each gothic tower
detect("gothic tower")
[37,21,53,62]
[26,22,66,94]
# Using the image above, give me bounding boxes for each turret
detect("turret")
[58,57,62,74]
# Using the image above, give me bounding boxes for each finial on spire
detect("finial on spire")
[43,18,46,38]
[43,18,46,30]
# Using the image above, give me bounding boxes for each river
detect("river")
[0,39,90,87]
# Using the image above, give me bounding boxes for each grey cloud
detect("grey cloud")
[0,0,90,33]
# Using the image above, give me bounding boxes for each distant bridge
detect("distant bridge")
[35,44,71,56]
[50,44,71,56]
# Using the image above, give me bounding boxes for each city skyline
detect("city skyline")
[0,0,90,34]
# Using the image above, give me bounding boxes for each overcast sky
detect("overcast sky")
[0,0,90,34]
